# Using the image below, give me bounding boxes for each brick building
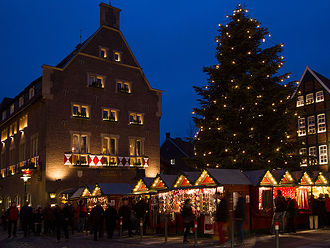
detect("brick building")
[0,3,162,210]
[292,66,330,171]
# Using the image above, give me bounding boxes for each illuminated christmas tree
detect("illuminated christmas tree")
[192,4,299,170]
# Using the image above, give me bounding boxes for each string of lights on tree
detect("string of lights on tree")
[191,4,301,170]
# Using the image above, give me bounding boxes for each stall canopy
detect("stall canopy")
[70,186,92,200]
[243,170,266,186]
[132,178,152,194]
[150,174,177,191]
[206,169,252,185]
[315,172,329,185]
[173,172,200,188]
[95,183,133,195]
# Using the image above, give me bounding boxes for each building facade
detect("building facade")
[0,3,162,210]
[293,66,330,171]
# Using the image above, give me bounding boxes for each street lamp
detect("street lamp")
[20,168,32,202]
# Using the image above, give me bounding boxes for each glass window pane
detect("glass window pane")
[110,138,115,154]
[129,139,135,156]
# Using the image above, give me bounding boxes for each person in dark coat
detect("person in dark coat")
[76,200,87,232]
[54,204,69,242]
[325,194,330,226]
[33,206,43,236]
[271,190,287,234]
[181,198,194,243]
[310,195,320,229]
[215,192,229,245]
[134,198,148,234]
[118,198,133,237]
[234,192,245,243]
[42,204,55,235]
[286,196,298,233]
[7,202,19,238]
[90,202,104,241]
[104,201,117,238]
[20,201,33,237]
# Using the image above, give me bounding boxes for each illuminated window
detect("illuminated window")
[316,91,324,103]
[114,51,121,62]
[102,137,117,155]
[116,81,131,94]
[129,138,144,156]
[2,111,6,121]
[317,113,326,133]
[72,104,89,118]
[19,142,26,162]
[1,128,8,142]
[10,104,14,115]
[307,116,315,134]
[29,87,35,99]
[19,97,24,108]
[296,96,304,107]
[9,122,17,137]
[297,117,306,136]
[72,134,89,154]
[299,148,307,166]
[103,109,118,121]
[309,146,317,165]
[319,145,328,165]
[31,135,38,156]
[170,159,175,165]
[129,113,143,125]
[19,115,28,130]
[99,47,108,58]
[306,93,314,105]
[88,75,104,88]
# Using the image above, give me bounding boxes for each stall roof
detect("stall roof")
[271,170,286,183]
[97,183,133,195]
[143,177,155,188]
[183,172,200,183]
[159,174,178,189]
[207,169,252,185]
[242,170,266,186]
[70,187,85,199]
[291,171,304,182]
[62,188,77,195]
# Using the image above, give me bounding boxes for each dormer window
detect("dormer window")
[296,96,304,107]
[88,75,104,89]
[72,104,89,118]
[129,113,143,125]
[117,81,131,94]
[316,91,324,103]
[10,104,14,115]
[19,97,24,108]
[114,51,121,62]
[100,47,108,58]
[29,87,35,99]
[103,108,118,122]
[306,93,314,105]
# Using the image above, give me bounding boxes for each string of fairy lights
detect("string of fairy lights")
[192,4,298,167]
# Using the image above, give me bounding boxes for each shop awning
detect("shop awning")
[207,169,252,185]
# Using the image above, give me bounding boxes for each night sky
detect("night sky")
[0,0,329,143]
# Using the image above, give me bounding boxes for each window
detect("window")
[307,116,316,134]
[317,113,326,133]
[319,145,328,165]
[10,104,14,115]
[306,93,314,105]
[19,115,28,130]
[100,47,107,58]
[72,134,89,154]
[9,122,17,137]
[19,142,26,162]
[316,91,324,103]
[309,146,317,165]
[72,104,89,118]
[19,97,24,107]
[129,113,143,125]
[116,81,131,94]
[114,51,121,62]
[296,96,304,107]
[88,75,104,88]
[170,159,175,165]
[129,138,144,156]
[297,117,306,136]
[102,137,117,155]
[31,135,38,157]
[103,109,118,121]
[29,87,35,99]
[1,128,8,142]
[2,111,6,121]
[299,148,307,166]
[9,147,15,164]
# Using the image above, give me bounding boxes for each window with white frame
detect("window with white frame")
[299,148,307,166]
[116,81,131,94]
[114,51,121,62]
[72,104,89,118]
[72,134,89,154]
[103,108,118,121]
[319,145,328,165]
[19,97,24,108]
[317,113,326,133]
[296,96,304,107]
[88,75,104,88]
[99,47,108,58]
[316,91,324,103]
[307,116,316,134]
[298,117,306,136]
[306,93,314,105]
[29,87,35,99]
[102,137,117,155]
[129,113,143,125]
[10,104,14,115]
[129,138,144,156]
[309,146,317,165]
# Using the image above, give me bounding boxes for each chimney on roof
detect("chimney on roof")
[166,132,170,139]
[99,2,121,29]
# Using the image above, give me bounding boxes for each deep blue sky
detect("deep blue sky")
[1,0,330,143]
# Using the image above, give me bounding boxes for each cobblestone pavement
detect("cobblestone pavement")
[0,229,329,248]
